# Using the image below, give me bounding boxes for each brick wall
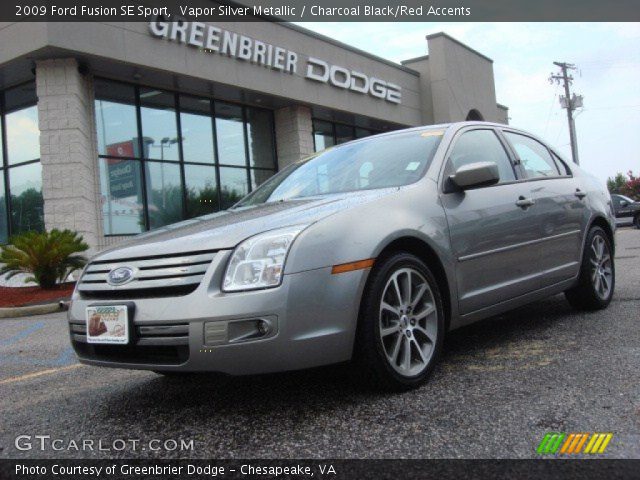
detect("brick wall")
[274,105,314,169]
[36,58,101,254]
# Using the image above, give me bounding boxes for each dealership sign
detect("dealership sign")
[148,19,402,104]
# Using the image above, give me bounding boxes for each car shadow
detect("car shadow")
[443,293,575,353]
[94,294,581,424]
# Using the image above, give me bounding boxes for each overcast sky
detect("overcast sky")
[296,22,640,185]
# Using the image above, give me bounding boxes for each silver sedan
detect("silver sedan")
[68,122,615,390]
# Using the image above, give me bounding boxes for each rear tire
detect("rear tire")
[354,252,445,391]
[565,226,614,311]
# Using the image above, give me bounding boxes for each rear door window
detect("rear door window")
[504,132,560,178]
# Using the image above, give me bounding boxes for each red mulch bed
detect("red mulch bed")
[0,283,76,308]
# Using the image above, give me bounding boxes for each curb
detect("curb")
[0,302,69,319]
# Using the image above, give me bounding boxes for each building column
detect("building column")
[274,105,314,169]
[36,58,100,253]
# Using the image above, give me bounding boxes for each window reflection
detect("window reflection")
[0,176,7,243]
[219,167,248,209]
[1,82,43,239]
[145,161,184,229]
[140,88,179,162]
[313,120,334,151]
[98,158,144,235]
[335,124,355,145]
[93,79,277,233]
[355,128,372,139]
[6,106,40,165]
[185,164,218,217]
[95,81,138,157]
[9,162,44,234]
[312,120,378,152]
[251,169,274,190]
[180,96,215,164]
[246,108,275,169]
[216,103,246,166]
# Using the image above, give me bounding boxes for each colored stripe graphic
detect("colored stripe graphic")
[539,433,613,454]
[573,433,589,453]
[585,433,613,454]
[537,433,565,454]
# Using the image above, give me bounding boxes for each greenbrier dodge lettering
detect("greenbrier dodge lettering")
[148,18,402,104]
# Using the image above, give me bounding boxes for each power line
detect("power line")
[543,83,560,138]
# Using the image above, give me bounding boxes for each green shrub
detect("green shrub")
[0,229,89,289]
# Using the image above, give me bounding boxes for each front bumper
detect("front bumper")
[68,250,369,375]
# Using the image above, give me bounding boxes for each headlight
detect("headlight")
[222,225,307,292]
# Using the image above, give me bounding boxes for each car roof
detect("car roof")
[342,121,572,167]
[370,121,526,140]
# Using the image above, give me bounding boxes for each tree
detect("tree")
[621,171,640,201]
[0,229,88,289]
[607,172,627,195]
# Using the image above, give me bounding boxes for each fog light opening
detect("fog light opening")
[257,319,271,336]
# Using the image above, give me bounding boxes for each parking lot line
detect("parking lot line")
[0,364,82,386]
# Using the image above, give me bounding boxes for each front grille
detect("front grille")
[73,342,189,365]
[70,321,190,365]
[77,250,216,299]
[70,321,189,346]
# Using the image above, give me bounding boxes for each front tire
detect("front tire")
[355,252,445,391]
[634,214,640,229]
[565,226,615,310]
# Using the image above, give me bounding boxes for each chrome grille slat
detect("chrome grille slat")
[78,275,204,291]
[78,251,216,297]
[85,252,216,272]
[80,264,209,283]
[70,322,189,346]
[138,325,189,336]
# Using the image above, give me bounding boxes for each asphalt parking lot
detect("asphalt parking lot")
[0,228,638,459]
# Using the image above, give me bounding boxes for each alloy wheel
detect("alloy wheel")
[589,235,613,300]
[379,267,438,377]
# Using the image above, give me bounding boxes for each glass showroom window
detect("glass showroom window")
[312,119,376,152]
[0,82,43,243]
[94,78,277,235]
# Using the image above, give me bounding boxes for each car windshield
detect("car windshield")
[235,129,444,207]
[615,195,634,203]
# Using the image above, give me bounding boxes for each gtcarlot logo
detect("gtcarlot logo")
[14,435,195,452]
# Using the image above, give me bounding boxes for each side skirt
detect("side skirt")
[454,278,577,328]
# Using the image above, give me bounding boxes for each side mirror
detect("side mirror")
[449,161,500,190]
[620,200,629,207]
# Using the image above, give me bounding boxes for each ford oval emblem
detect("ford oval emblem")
[107,267,135,286]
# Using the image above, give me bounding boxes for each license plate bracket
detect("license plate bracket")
[86,302,136,345]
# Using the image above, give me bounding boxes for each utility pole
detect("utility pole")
[549,62,583,165]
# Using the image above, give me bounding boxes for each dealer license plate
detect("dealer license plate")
[86,305,129,344]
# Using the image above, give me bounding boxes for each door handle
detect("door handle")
[516,196,535,208]
[575,189,587,199]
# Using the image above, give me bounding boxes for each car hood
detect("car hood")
[93,188,399,261]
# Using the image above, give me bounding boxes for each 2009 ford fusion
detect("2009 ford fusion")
[68,122,615,390]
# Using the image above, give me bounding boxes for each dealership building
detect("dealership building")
[0,19,508,252]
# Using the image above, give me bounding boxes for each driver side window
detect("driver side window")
[447,129,516,183]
